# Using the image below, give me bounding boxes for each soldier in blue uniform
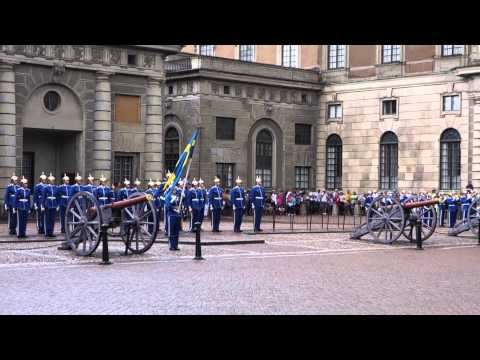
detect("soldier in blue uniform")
[81,174,96,195]
[162,171,172,234]
[118,179,132,200]
[186,178,203,232]
[145,179,157,234]
[208,177,224,232]
[132,178,141,193]
[445,193,458,228]
[71,173,82,195]
[460,191,471,221]
[154,179,162,232]
[198,178,207,230]
[16,176,31,238]
[438,192,446,227]
[166,187,181,251]
[58,174,74,233]
[4,173,19,235]
[230,176,246,232]
[95,174,113,206]
[42,173,59,238]
[33,172,47,234]
[249,176,265,233]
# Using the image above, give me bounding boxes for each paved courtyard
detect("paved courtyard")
[1,219,479,314]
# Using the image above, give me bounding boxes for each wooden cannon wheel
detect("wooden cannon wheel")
[402,195,437,242]
[467,195,480,236]
[366,195,405,244]
[121,192,158,254]
[65,191,103,256]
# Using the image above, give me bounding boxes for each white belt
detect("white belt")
[19,199,28,202]
[191,199,199,201]
[47,196,56,200]
[236,198,244,201]
[99,197,108,200]
[61,195,69,198]
[10,194,15,197]
[214,197,222,200]
[255,197,263,199]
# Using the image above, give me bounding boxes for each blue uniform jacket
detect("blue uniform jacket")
[71,183,82,195]
[42,184,59,209]
[16,187,31,211]
[118,187,134,200]
[33,183,45,208]
[249,185,265,208]
[166,194,181,216]
[4,183,18,208]
[58,184,74,207]
[81,184,96,194]
[208,186,224,209]
[230,186,246,209]
[186,188,204,210]
[95,185,113,206]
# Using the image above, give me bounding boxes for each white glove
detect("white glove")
[41,206,45,212]
[34,204,38,211]
[4,204,7,211]
[12,208,16,214]
[189,207,193,212]
[233,205,236,210]
[252,204,255,209]
[210,205,213,211]
[56,207,60,211]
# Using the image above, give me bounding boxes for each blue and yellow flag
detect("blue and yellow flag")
[163,130,199,203]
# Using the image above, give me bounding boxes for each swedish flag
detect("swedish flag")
[163,129,199,202]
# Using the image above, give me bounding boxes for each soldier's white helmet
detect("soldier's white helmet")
[20,176,28,184]
[75,173,82,181]
[192,178,198,186]
[48,173,55,182]
[124,178,130,186]
[62,174,70,182]
[99,174,107,183]
[256,176,262,184]
[148,179,155,187]
[134,178,141,186]
[11,173,18,181]
[39,172,47,181]
[214,176,220,184]
[199,178,204,185]
[178,179,184,187]
[155,179,161,186]
[236,176,242,184]
[87,174,94,182]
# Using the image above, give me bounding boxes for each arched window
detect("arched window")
[440,128,461,190]
[256,129,273,188]
[379,131,398,190]
[164,127,180,172]
[326,134,342,190]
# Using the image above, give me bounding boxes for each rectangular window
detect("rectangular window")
[379,144,398,190]
[282,45,299,68]
[382,99,397,115]
[295,167,310,190]
[223,86,230,95]
[442,45,465,56]
[440,142,461,190]
[328,45,346,69]
[295,124,312,145]
[326,143,342,190]
[255,169,272,188]
[301,94,307,104]
[168,86,174,95]
[239,45,255,62]
[113,154,134,186]
[382,45,401,63]
[328,103,342,120]
[216,163,235,188]
[127,54,137,66]
[199,45,214,56]
[114,95,141,123]
[216,117,235,140]
[443,95,460,112]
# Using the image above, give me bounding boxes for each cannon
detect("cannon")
[64,191,158,256]
[351,195,438,244]
[448,195,480,237]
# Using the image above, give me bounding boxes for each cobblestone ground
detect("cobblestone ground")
[1,219,479,314]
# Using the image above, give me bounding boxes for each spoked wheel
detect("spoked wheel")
[366,195,405,244]
[402,196,437,242]
[467,196,480,236]
[121,192,158,254]
[65,192,102,256]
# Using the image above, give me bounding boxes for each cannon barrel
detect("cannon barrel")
[402,199,439,209]
[103,194,153,210]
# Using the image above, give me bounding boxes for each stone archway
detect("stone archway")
[247,118,284,189]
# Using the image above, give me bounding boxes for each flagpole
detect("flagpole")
[178,127,200,218]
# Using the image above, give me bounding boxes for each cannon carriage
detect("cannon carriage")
[447,195,480,237]
[351,195,438,244]
[64,191,158,256]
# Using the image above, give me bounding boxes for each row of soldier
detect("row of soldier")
[2,172,266,249]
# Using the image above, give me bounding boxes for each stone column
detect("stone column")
[144,76,164,181]
[471,88,480,189]
[93,72,112,181]
[0,61,16,212]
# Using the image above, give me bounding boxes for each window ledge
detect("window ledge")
[326,119,343,124]
[380,114,399,121]
[440,111,462,117]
